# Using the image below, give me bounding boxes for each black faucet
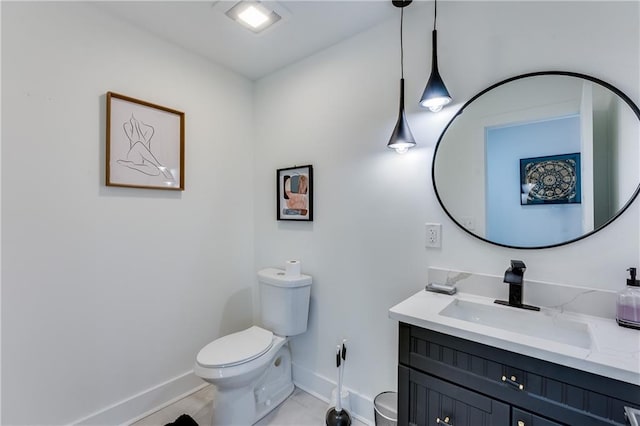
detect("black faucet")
[494,260,540,311]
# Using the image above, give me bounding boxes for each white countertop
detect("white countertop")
[389,289,640,386]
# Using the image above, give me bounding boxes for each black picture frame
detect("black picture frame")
[520,152,581,205]
[277,165,313,221]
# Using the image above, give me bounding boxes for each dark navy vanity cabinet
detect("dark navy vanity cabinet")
[397,323,640,426]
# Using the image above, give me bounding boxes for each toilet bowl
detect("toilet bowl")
[195,326,293,425]
[194,268,312,425]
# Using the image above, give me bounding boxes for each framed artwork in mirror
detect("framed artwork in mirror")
[106,92,185,190]
[277,165,313,221]
[520,153,581,205]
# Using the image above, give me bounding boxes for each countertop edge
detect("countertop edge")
[389,291,640,386]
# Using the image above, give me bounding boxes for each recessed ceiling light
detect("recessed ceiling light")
[238,5,269,28]
[225,1,282,34]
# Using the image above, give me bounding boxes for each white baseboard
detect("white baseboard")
[292,362,375,426]
[70,370,206,426]
[70,365,379,425]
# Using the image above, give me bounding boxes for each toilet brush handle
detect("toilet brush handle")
[335,346,342,412]
[340,341,347,385]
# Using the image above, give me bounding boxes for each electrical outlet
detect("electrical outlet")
[425,223,441,248]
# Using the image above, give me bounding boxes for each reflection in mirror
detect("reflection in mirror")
[433,72,640,249]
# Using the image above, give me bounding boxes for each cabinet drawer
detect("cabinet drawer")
[512,408,564,426]
[399,365,510,426]
[399,323,639,425]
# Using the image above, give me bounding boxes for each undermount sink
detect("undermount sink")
[439,298,592,349]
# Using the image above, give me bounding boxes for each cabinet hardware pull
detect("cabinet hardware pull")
[518,421,525,426]
[501,375,525,390]
[436,416,453,425]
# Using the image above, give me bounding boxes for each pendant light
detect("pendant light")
[419,0,452,112]
[387,0,416,154]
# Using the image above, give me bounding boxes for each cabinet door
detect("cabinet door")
[512,408,564,426]
[399,365,510,426]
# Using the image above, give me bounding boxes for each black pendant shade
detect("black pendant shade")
[388,0,416,154]
[387,78,416,154]
[419,1,452,112]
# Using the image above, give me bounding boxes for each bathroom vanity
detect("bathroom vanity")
[390,287,640,426]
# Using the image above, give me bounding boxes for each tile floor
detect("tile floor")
[132,385,368,426]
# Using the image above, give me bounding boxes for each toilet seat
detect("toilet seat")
[197,326,274,368]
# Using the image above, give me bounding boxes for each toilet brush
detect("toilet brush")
[325,342,351,426]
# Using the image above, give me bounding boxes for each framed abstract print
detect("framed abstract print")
[277,165,313,221]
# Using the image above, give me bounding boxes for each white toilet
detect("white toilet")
[194,268,312,425]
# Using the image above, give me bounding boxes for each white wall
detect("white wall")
[254,1,640,421]
[2,3,255,424]
[613,94,640,209]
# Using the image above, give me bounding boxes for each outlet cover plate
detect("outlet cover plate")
[425,223,441,248]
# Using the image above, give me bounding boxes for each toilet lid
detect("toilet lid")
[197,326,274,368]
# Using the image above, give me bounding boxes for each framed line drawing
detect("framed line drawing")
[520,152,581,205]
[277,165,313,221]
[106,92,185,190]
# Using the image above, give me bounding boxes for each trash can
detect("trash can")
[374,391,397,426]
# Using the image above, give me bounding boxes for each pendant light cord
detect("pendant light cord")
[400,7,405,79]
[433,0,437,31]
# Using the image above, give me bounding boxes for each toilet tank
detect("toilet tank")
[258,268,312,336]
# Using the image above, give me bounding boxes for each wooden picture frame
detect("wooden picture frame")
[106,92,185,190]
[277,165,313,221]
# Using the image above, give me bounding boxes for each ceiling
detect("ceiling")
[94,1,400,80]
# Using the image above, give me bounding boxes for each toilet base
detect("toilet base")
[210,343,294,425]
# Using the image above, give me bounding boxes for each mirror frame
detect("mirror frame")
[433,71,640,249]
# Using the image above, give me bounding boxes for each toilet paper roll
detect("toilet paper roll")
[285,260,301,277]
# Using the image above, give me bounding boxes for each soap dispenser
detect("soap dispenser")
[616,267,640,329]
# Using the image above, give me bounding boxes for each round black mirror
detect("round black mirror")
[433,71,640,249]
